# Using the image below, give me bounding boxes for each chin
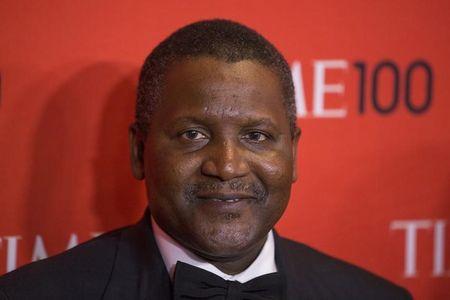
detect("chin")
[189,217,265,259]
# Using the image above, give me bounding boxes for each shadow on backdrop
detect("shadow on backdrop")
[93,66,147,230]
[25,63,146,249]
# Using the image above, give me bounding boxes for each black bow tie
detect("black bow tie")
[172,261,284,300]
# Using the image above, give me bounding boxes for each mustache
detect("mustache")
[184,178,267,202]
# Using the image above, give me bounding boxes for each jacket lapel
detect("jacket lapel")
[102,210,172,299]
[274,230,314,299]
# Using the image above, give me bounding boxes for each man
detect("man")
[0,19,412,299]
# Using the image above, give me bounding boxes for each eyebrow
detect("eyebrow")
[170,116,281,132]
[242,117,279,129]
[169,116,208,127]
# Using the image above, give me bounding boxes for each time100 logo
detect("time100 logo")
[291,59,433,118]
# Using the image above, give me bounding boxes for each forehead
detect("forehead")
[156,57,289,128]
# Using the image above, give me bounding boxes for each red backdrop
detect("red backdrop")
[0,1,449,299]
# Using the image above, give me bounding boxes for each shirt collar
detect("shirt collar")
[151,216,278,283]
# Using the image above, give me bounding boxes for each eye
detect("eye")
[242,131,269,143]
[180,130,208,141]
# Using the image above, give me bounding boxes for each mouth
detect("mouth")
[196,192,257,203]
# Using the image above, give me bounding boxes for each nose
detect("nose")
[201,139,250,181]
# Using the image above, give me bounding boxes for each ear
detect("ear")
[291,127,301,182]
[129,123,145,180]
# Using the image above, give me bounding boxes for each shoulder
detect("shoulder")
[277,236,413,300]
[0,226,131,299]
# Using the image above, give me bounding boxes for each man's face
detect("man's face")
[139,57,298,260]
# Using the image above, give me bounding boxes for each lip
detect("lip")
[196,192,256,202]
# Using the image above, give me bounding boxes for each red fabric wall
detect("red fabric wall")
[0,1,449,299]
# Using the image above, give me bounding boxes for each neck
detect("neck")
[151,216,276,280]
[191,236,267,275]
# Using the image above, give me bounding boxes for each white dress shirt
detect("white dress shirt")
[151,216,278,283]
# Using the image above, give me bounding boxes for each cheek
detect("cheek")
[146,149,201,192]
[252,152,294,217]
[254,151,294,191]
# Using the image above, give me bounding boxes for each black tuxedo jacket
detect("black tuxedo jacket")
[0,210,412,299]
